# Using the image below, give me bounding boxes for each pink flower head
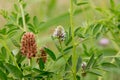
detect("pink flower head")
[99,38,109,46]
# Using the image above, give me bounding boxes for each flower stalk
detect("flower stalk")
[70,0,77,79]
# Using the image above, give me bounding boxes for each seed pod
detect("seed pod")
[40,47,47,63]
[21,32,37,59]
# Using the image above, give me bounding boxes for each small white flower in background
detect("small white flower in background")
[99,38,109,46]
[53,25,66,41]
[81,62,87,70]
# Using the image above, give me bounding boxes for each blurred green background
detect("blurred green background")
[0,0,119,45]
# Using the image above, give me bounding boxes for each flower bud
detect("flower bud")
[21,32,37,59]
[81,62,87,70]
[53,25,66,41]
[40,47,47,63]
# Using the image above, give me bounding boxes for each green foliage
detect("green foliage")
[0,0,120,80]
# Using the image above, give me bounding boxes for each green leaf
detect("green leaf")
[73,0,88,6]
[0,69,7,80]
[33,16,39,27]
[38,58,45,70]
[65,55,72,71]
[115,58,120,67]
[14,4,19,12]
[86,54,95,69]
[44,47,56,61]
[92,24,101,35]
[76,56,82,72]
[76,75,81,80]
[0,28,7,35]
[16,52,25,64]
[87,70,102,76]
[101,62,117,69]
[63,46,73,52]
[1,47,7,60]
[77,2,88,6]
[4,63,23,79]
[11,38,20,47]
[92,53,103,67]
[7,31,16,38]
[110,0,115,8]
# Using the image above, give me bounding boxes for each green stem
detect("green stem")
[59,39,75,79]
[2,40,20,70]
[70,0,77,80]
[19,2,27,32]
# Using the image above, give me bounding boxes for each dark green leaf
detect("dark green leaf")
[38,58,45,70]
[0,28,7,35]
[25,13,30,23]
[65,37,72,46]
[76,75,81,80]
[11,38,20,47]
[1,47,7,60]
[76,56,82,72]
[44,47,56,61]
[63,46,73,52]
[4,63,23,79]
[86,54,95,69]
[0,69,7,80]
[16,52,26,64]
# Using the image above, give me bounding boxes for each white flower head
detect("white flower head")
[53,25,66,41]
[81,62,87,70]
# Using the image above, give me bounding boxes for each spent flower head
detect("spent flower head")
[53,25,66,41]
